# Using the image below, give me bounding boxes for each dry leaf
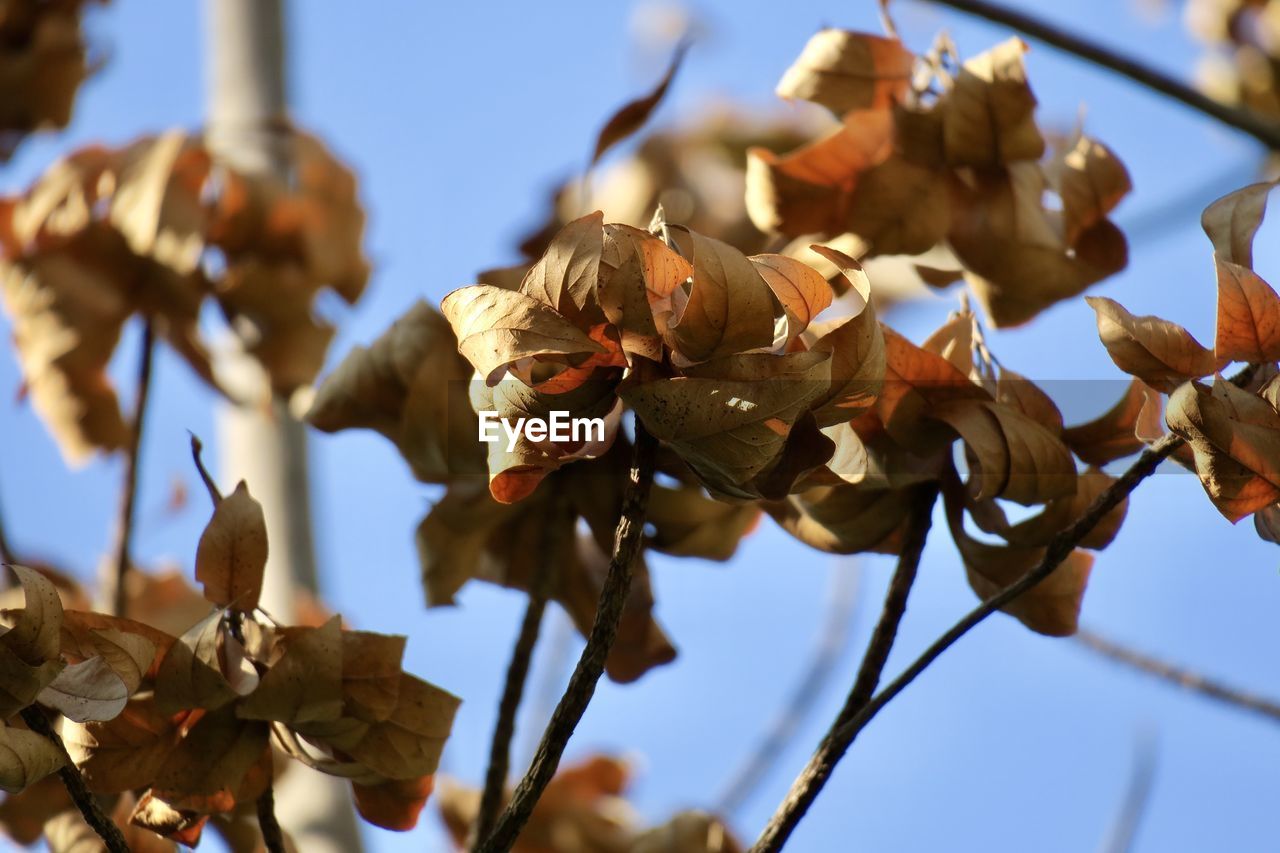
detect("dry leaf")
[941,39,1045,167]
[592,41,688,166]
[0,723,66,793]
[36,656,129,723]
[1201,181,1275,268]
[1062,379,1148,465]
[1214,258,1280,362]
[237,617,344,725]
[776,29,914,115]
[1086,297,1219,392]
[194,481,268,611]
[154,609,237,714]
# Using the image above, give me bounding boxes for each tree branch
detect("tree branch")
[256,784,286,853]
[20,706,129,853]
[1098,727,1158,853]
[475,422,659,853]
[750,482,939,853]
[919,0,1280,151]
[716,561,863,819]
[1077,628,1280,723]
[104,321,156,617]
[471,501,567,847]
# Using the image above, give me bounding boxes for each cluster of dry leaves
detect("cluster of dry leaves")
[438,755,740,853]
[0,445,460,848]
[747,29,1132,327]
[0,0,101,161]
[0,129,368,463]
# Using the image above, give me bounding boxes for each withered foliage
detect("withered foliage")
[746,29,1133,327]
[0,130,368,464]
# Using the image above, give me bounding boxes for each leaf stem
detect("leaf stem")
[105,321,156,617]
[20,706,130,853]
[920,0,1280,151]
[750,481,939,853]
[471,499,567,847]
[1076,628,1280,723]
[256,783,286,853]
[475,422,658,853]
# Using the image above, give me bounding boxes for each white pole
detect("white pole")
[204,2,362,850]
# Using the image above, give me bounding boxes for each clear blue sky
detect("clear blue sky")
[2,1,1279,851]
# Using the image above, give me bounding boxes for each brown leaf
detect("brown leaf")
[1087,297,1219,392]
[520,211,606,325]
[776,29,914,115]
[802,248,883,427]
[441,284,605,384]
[645,484,759,561]
[307,300,485,483]
[1166,378,1280,521]
[340,630,407,723]
[592,41,688,167]
[631,811,743,853]
[664,228,780,364]
[0,723,66,793]
[195,481,268,611]
[150,706,270,814]
[623,351,831,499]
[599,223,691,362]
[1062,379,1148,465]
[3,565,63,664]
[750,253,833,345]
[64,694,179,794]
[0,643,63,718]
[36,656,129,723]
[1201,181,1275,268]
[1056,135,1132,245]
[1214,258,1280,362]
[941,38,1044,168]
[353,774,435,832]
[0,774,69,843]
[154,609,237,714]
[342,674,460,780]
[237,616,344,724]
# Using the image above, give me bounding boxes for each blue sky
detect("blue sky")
[2,1,1279,851]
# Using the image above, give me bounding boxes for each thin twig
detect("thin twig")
[475,423,659,853]
[256,784,286,853]
[750,482,939,853]
[750,363,1261,849]
[1097,727,1158,853]
[471,499,568,847]
[715,561,863,818]
[105,322,156,617]
[20,706,129,853]
[1077,629,1280,723]
[919,0,1280,150]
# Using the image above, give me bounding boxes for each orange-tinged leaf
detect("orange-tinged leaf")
[1086,297,1218,392]
[194,481,268,611]
[750,253,833,344]
[777,29,915,115]
[64,694,179,794]
[353,774,434,832]
[519,211,605,325]
[1214,257,1280,362]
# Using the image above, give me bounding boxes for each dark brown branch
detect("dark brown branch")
[20,706,129,853]
[750,482,939,853]
[1077,629,1280,723]
[256,784,286,853]
[105,322,156,617]
[716,562,863,818]
[475,423,658,853]
[471,501,567,847]
[921,0,1280,151]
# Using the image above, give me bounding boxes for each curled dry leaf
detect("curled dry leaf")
[353,774,436,832]
[1062,379,1149,465]
[1166,378,1280,521]
[236,616,344,725]
[1086,297,1219,393]
[0,724,66,794]
[941,38,1044,168]
[36,655,129,723]
[1201,181,1275,269]
[154,608,237,714]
